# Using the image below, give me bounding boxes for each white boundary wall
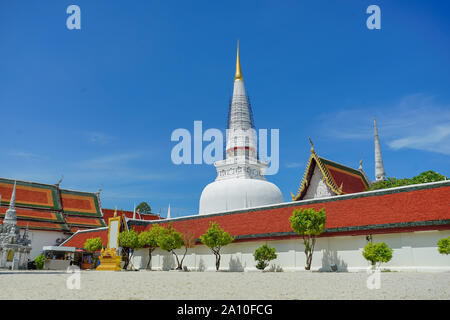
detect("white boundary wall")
[28,230,66,259]
[131,230,450,272]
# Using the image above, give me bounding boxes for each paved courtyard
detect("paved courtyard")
[0,270,449,300]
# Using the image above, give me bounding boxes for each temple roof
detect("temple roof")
[0,178,105,232]
[102,208,160,223]
[291,148,370,201]
[60,227,109,248]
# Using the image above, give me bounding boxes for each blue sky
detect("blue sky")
[1,1,449,217]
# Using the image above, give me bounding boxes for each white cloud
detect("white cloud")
[6,150,44,160]
[85,132,113,145]
[76,153,141,170]
[388,125,450,154]
[285,162,303,168]
[319,94,450,155]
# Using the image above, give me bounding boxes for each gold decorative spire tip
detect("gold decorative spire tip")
[235,40,243,81]
[308,137,314,153]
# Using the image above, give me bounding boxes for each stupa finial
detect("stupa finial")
[235,40,243,81]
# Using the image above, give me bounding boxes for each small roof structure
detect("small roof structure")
[43,246,75,253]
[291,143,370,201]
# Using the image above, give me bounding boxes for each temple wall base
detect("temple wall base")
[132,229,450,272]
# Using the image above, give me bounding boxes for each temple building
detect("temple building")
[0,178,160,260]
[291,115,387,201]
[291,141,370,201]
[199,43,284,215]
[52,44,450,272]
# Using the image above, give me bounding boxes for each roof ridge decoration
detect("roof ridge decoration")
[291,141,343,201]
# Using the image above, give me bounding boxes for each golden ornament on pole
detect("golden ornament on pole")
[96,207,122,271]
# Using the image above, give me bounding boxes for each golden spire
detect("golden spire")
[309,137,314,153]
[235,40,243,81]
[113,206,117,217]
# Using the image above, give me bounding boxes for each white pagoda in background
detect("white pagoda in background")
[374,117,386,182]
[199,43,284,215]
[0,182,31,269]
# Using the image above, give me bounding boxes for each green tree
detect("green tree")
[437,236,450,255]
[254,244,277,271]
[119,229,140,270]
[362,242,393,269]
[34,254,45,270]
[200,222,234,271]
[411,171,447,184]
[138,224,165,270]
[289,208,326,270]
[84,237,103,252]
[136,202,152,214]
[84,237,103,267]
[157,224,184,270]
[369,170,447,191]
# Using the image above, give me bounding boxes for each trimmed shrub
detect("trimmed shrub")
[362,242,393,268]
[34,254,45,270]
[437,236,450,255]
[254,244,277,270]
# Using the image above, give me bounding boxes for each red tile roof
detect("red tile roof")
[0,178,104,232]
[65,216,106,228]
[0,218,69,231]
[292,151,369,201]
[321,159,369,194]
[0,207,64,223]
[0,179,60,210]
[61,228,108,249]
[102,208,161,224]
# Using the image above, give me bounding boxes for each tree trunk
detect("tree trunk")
[122,248,130,270]
[128,249,136,270]
[305,252,312,270]
[146,248,154,270]
[215,252,221,271]
[179,247,188,270]
[172,251,181,270]
[304,236,316,271]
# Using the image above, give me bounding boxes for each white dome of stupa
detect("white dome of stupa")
[199,178,284,215]
[198,42,284,215]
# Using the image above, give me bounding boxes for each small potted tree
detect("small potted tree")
[156,224,184,270]
[289,208,326,270]
[83,237,103,269]
[254,244,277,271]
[200,222,234,271]
[362,242,393,270]
[138,224,165,270]
[119,229,140,270]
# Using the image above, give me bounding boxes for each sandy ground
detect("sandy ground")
[0,270,449,300]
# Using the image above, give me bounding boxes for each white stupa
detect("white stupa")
[199,43,284,215]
